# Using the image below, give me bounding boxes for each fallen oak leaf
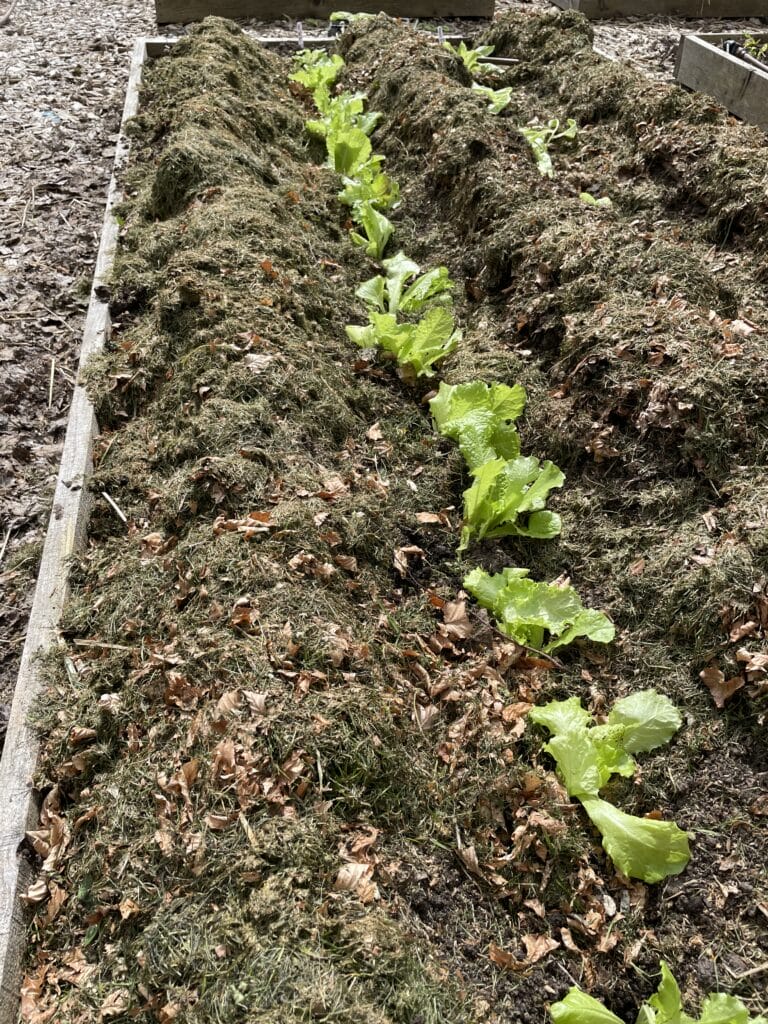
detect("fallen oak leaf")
[393,545,424,578]
[699,665,744,708]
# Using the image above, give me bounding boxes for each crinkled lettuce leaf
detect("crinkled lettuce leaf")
[290,49,344,94]
[349,202,394,260]
[459,455,563,551]
[550,989,624,1024]
[581,796,691,884]
[607,690,683,754]
[430,380,527,470]
[463,567,614,652]
[346,308,459,378]
[355,251,454,317]
[471,82,513,114]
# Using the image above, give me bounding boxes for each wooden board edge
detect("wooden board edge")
[674,31,768,130]
[550,0,768,16]
[0,38,150,1024]
[155,1,494,25]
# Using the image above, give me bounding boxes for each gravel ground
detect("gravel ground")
[0,0,765,727]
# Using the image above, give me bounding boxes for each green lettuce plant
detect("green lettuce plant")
[338,157,400,213]
[463,567,614,652]
[290,49,344,94]
[551,961,765,1024]
[471,82,512,114]
[306,91,381,139]
[459,456,564,551]
[443,40,496,75]
[430,380,526,471]
[346,307,461,378]
[349,201,395,260]
[356,251,454,317]
[519,117,578,178]
[530,692,691,883]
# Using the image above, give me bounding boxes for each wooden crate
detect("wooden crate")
[675,32,768,130]
[155,0,494,24]
[550,0,768,16]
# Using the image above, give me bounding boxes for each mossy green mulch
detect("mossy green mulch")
[21,13,767,1024]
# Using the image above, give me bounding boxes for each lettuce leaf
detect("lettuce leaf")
[583,797,690,884]
[471,82,513,114]
[338,159,400,213]
[346,308,460,378]
[307,91,381,139]
[349,202,394,260]
[550,989,624,1024]
[290,49,344,95]
[430,381,527,471]
[326,125,373,177]
[459,455,564,551]
[463,567,614,652]
[356,251,454,317]
[551,962,764,1024]
[443,40,496,75]
[607,690,683,754]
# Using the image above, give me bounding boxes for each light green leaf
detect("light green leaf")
[290,49,344,95]
[338,158,400,213]
[355,274,387,313]
[327,126,372,177]
[396,306,461,377]
[471,82,513,114]
[544,731,604,798]
[550,987,625,1024]
[547,607,615,652]
[355,253,453,318]
[698,994,751,1024]
[349,202,394,260]
[458,455,564,551]
[647,962,688,1024]
[430,380,527,471]
[608,691,682,754]
[443,40,496,75]
[528,696,592,736]
[581,796,691,884]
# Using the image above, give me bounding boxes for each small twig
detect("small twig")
[0,526,13,566]
[71,639,132,652]
[724,961,768,982]
[0,0,21,29]
[47,357,55,409]
[100,491,127,524]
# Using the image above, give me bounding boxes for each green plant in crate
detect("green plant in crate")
[464,566,614,652]
[529,691,690,883]
[519,117,578,178]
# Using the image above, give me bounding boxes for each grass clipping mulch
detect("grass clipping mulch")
[21,13,768,1024]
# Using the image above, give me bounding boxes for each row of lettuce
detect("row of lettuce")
[288,32,765,1024]
[290,39,689,888]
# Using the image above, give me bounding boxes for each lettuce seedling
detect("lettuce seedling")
[530,693,691,883]
[306,91,381,139]
[338,157,400,213]
[346,307,461,378]
[463,566,615,652]
[325,125,373,177]
[580,191,613,209]
[443,40,496,75]
[356,251,454,317]
[349,201,395,260]
[290,49,344,95]
[519,117,579,178]
[471,82,513,114]
[551,961,766,1024]
[430,380,527,471]
[459,456,564,551]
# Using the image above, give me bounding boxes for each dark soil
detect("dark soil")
[21,13,767,1024]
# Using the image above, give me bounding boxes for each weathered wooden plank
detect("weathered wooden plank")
[675,32,768,131]
[0,38,149,1024]
[550,0,768,16]
[155,0,494,25]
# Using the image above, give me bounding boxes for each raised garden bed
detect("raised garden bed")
[675,31,768,130]
[550,0,768,17]
[3,10,768,1024]
[154,0,494,25]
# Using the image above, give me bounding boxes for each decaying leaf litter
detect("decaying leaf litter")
[20,11,768,1024]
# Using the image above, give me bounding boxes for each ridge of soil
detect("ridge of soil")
[15,11,768,1024]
